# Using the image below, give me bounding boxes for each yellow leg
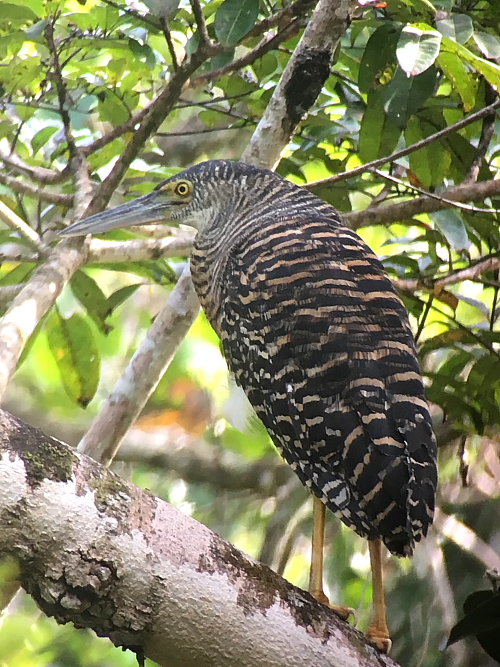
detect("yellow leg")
[366,538,391,653]
[309,496,353,621]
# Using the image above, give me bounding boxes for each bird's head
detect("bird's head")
[60,160,277,238]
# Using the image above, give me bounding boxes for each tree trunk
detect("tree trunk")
[0,409,400,667]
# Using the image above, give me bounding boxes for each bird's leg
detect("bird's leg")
[366,538,391,653]
[309,496,353,621]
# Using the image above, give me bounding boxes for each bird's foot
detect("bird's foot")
[310,588,355,622]
[366,624,392,653]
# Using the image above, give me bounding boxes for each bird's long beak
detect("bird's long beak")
[60,190,175,237]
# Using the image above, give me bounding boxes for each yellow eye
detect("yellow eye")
[174,181,190,197]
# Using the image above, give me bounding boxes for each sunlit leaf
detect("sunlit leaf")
[437,52,477,110]
[397,26,441,77]
[106,284,141,314]
[436,15,473,45]
[359,90,401,162]
[381,65,437,128]
[358,22,401,93]
[214,0,259,46]
[31,126,59,156]
[70,270,112,334]
[441,36,500,90]
[431,210,470,251]
[46,310,100,407]
[473,31,500,59]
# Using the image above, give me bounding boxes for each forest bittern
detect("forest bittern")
[62,160,438,652]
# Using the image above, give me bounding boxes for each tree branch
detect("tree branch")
[242,0,357,169]
[0,172,74,206]
[77,265,200,463]
[0,149,70,185]
[191,18,304,88]
[342,177,500,230]
[0,238,88,400]
[307,98,500,189]
[0,201,46,253]
[0,409,400,667]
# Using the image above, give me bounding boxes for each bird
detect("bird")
[61,159,438,652]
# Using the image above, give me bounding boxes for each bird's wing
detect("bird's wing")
[220,219,437,555]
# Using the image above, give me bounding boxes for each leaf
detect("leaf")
[473,31,500,59]
[448,590,500,649]
[94,260,177,285]
[404,116,451,187]
[397,25,442,77]
[128,38,156,69]
[0,2,39,21]
[106,283,141,314]
[437,51,477,111]
[31,126,59,156]
[214,0,259,46]
[46,310,100,407]
[359,89,401,162]
[97,92,129,127]
[70,270,112,334]
[441,36,500,91]
[436,14,473,45]
[141,0,179,19]
[358,23,401,93]
[381,65,437,128]
[431,210,470,251]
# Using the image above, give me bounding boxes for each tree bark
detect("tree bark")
[0,409,400,667]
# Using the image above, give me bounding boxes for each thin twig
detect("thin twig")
[0,202,46,253]
[191,18,304,87]
[160,17,178,71]
[371,168,500,214]
[464,86,497,185]
[343,177,500,230]
[0,150,70,185]
[307,98,500,189]
[0,172,73,206]
[392,256,500,295]
[84,41,217,217]
[190,0,211,49]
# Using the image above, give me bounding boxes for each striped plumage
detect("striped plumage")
[61,159,438,560]
[185,160,437,557]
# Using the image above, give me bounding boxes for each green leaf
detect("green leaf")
[430,210,470,251]
[94,260,177,285]
[31,126,59,156]
[359,90,401,163]
[97,92,129,127]
[397,25,442,76]
[436,14,473,45]
[70,270,112,334]
[473,31,500,59]
[441,36,500,90]
[437,52,477,111]
[404,115,451,187]
[106,283,141,314]
[128,38,156,68]
[358,23,401,93]
[214,0,259,46]
[46,309,100,407]
[0,2,39,22]
[381,65,437,128]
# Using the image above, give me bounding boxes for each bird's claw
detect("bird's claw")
[366,626,392,653]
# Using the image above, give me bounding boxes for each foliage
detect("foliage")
[0,0,499,666]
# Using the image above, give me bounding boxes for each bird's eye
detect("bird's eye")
[174,182,190,197]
